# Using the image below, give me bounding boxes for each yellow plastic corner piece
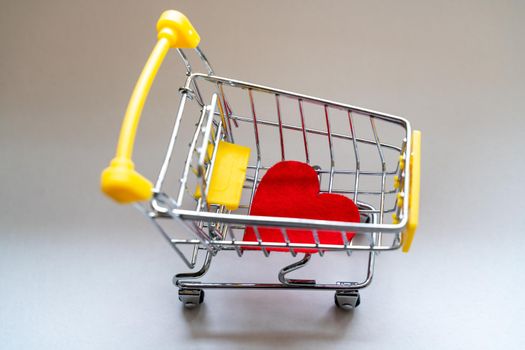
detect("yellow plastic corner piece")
[393,175,400,189]
[157,10,200,48]
[195,141,250,210]
[101,158,153,203]
[392,213,399,224]
[402,130,421,253]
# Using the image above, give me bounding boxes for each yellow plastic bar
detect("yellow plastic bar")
[402,130,421,252]
[195,141,251,210]
[101,10,200,203]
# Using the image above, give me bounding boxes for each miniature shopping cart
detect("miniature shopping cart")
[101,10,421,310]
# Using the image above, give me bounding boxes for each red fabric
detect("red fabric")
[243,161,360,253]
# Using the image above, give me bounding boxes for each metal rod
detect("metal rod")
[246,165,398,177]
[253,226,269,257]
[175,49,192,75]
[176,279,372,290]
[324,105,335,192]
[275,94,285,160]
[168,208,405,234]
[280,228,297,257]
[195,46,214,75]
[248,89,262,161]
[312,229,324,256]
[227,226,243,257]
[370,116,387,246]
[348,111,360,202]
[176,106,208,207]
[218,84,235,143]
[341,230,352,256]
[154,93,188,193]
[278,254,312,285]
[192,73,409,127]
[224,111,402,153]
[298,99,310,163]
[169,237,402,251]
[174,251,213,280]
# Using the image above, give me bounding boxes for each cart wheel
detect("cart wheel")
[334,291,360,310]
[178,289,205,308]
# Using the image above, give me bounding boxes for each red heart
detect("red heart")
[243,161,360,253]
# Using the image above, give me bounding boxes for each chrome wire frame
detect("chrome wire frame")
[176,204,379,291]
[138,47,413,290]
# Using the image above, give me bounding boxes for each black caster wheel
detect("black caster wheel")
[178,289,205,308]
[334,291,360,310]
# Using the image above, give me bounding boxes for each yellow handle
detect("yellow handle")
[101,10,200,203]
[402,130,421,252]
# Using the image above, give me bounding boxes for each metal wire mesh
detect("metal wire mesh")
[147,71,412,258]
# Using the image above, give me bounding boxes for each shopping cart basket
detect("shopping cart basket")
[101,10,421,310]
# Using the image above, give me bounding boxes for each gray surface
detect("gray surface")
[1,0,525,349]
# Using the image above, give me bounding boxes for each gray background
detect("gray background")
[1,0,524,349]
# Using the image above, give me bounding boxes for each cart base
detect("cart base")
[177,286,361,310]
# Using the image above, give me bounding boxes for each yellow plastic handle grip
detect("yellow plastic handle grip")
[402,130,421,252]
[101,10,200,203]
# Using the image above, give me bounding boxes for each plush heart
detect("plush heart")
[243,161,360,253]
